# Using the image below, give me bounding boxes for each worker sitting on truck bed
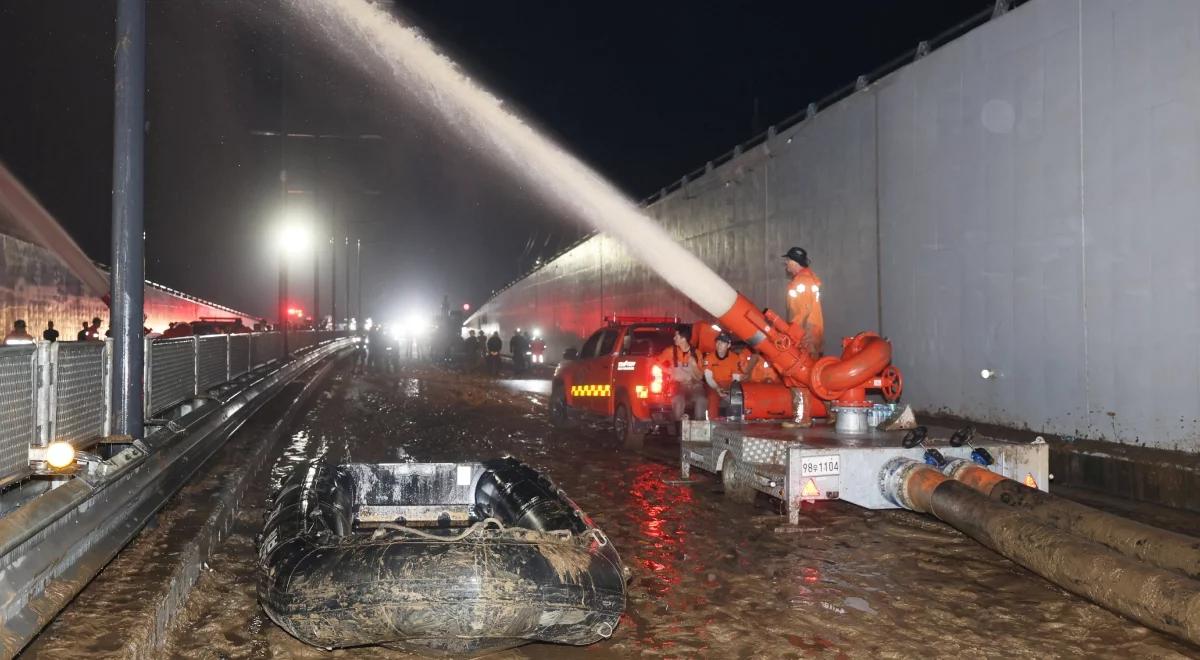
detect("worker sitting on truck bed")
[702,332,748,418]
[656,324,704,422]
[783,246,823,356]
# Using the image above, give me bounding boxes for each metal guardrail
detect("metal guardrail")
[0,337,355,657]
[0,331,348,487]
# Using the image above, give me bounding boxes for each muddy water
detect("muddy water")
[157,363,1195,659]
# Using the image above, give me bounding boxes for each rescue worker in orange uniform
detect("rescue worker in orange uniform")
[656,324,704,422]
[702,332,749,418]
[783,246,823,356]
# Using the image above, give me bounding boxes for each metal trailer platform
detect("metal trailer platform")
[680,420,1049,522]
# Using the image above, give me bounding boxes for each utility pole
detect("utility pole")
[356,238,363,322]
[344,236,351,324]
[278,15,290,356]
[110,0,146,438]
[330,235,337,329]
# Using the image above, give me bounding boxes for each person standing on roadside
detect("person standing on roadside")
[509,330,526,374]
[4,320,34,345]
[486,331,503,376]
[43,320,59,342]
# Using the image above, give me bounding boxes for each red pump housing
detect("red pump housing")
[715,293,902,420]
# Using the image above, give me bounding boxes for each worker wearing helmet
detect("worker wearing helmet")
[783,246,823,356]
[656,324,704,422]
[702,332,748,418]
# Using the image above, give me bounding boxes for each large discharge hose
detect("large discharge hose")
[882,459,1200,645]
[944,460,1200,580]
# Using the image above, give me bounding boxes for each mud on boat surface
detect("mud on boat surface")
[257,458,628,655]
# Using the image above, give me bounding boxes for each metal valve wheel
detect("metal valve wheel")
[880,365,903,401]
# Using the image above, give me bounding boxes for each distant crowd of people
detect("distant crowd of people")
[458,328,545,377]
[2,315,264,347]
[2,317,105,346]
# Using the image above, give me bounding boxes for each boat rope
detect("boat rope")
[374,517,507,542]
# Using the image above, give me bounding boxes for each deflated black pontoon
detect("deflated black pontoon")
[258,458,627,655]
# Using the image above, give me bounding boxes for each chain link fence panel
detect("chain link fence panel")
[51,342,107,447]
[147,338,196,416]
[195,335,228,394]
[228,333,250,379]
[0,346,37,483]
[250,332,281,369]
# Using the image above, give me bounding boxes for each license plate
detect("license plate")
[801,455,840,477]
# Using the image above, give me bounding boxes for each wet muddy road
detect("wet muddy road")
[147,362,1196,658]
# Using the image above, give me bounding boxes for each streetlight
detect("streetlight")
[274,212,311,357]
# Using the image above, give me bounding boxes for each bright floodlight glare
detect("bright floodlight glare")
[46,441,76,469]
[532,327,541,338]
[981,369,994,380]
[274,212,312,254]
[406,312,426,335]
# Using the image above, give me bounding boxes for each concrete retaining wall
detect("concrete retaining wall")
[0,232,259,338]
[470,0,1200,454]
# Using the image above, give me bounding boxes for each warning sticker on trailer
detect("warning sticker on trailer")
[801,455,840,477]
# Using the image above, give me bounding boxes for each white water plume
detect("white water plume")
[289,0,738,317]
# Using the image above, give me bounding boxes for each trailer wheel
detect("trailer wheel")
[549,385,576,430]
[613,402,642,449]
[721,455,756,504]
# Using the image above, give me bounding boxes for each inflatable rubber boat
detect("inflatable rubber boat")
[257,458,627,655]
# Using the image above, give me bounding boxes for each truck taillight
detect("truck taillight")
[650,364,664,394]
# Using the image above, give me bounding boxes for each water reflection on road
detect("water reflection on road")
[160,363,1196,659]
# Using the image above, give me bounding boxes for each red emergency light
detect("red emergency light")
[462,303,471,312]
[287,307,304,317]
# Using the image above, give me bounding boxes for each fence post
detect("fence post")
[36,342,53,446]
[104,340,114,437]
[142,337,152,422]
[192,336,200,397]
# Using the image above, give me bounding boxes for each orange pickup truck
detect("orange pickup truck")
[549,316,684,446]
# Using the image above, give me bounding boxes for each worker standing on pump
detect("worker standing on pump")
[783,246,824,356]
[702,332,748,419]
[656,324,704,422]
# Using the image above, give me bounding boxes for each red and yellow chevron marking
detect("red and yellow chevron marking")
[570,384,612,397]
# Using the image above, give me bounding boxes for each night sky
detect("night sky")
[0,1,990,321]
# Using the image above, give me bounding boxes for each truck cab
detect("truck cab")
[549,316,683,446]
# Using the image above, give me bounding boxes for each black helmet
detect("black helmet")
[782,246,809,267]
[715,332,733,344]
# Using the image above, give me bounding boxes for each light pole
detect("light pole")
[356,238,363,324]
[249,129,382,332]
[111,0,146,439]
